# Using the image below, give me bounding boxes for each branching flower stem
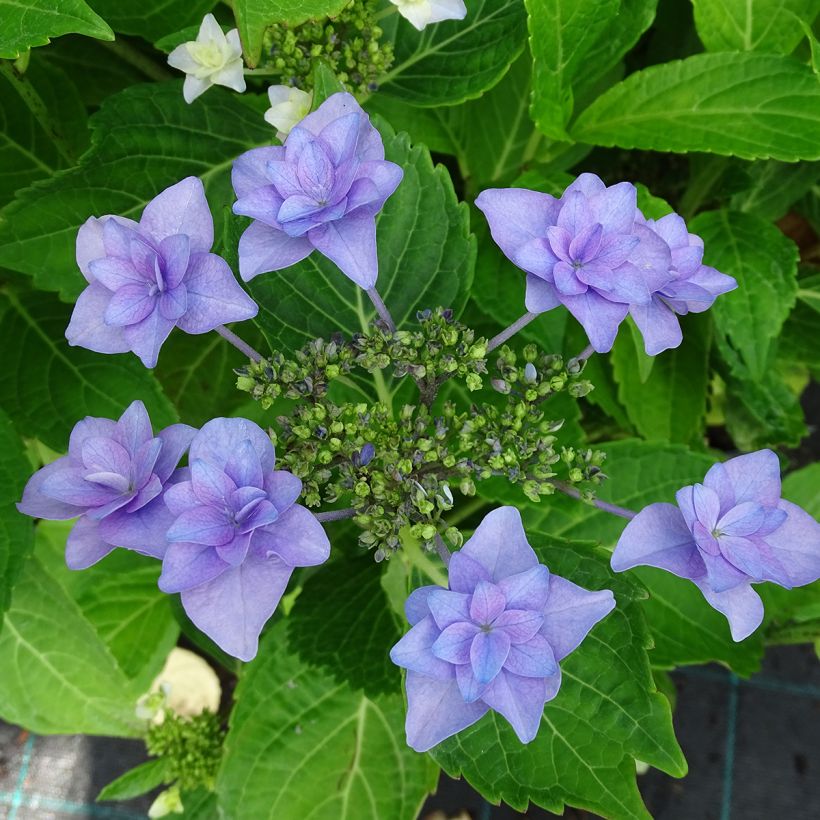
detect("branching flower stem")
[487,312,538,352]
[315,507,357,523]
[550,480,636,520]
[215,325,263,363]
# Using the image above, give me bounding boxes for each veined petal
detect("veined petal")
[480,669,551,744]
[469,580,506,624]
[470,629,510,686]
[460,507,538,582]
[503,634,557,678]
[390,616,454,680]
[432,621,480,665]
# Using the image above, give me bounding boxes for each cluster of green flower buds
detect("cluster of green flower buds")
[260,0,394,94]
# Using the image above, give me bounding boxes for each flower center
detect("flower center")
[189,41,224,70]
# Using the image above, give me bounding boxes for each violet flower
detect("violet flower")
[390,507,615,752]
[17,401,195,570]
[630,213,737,355]
[159,417,330,661]
[612,450,820,641]
[232,92,403,289]
[476,174,674,353]
[67,177,258,368]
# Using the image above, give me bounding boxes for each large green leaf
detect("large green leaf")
[379,0,527,106]
[0,555,140,735]
[526,0,620,140]
[780,271,820,367]
[0,0,113,59]
[730,160,820,220]
[610,313,711,444]
[432,537,685,820]
[0,289,177,452]
[233,0,350,66]
[692,0,820,54]
[571,53,820,161]
[691,209,798,382]
[0,83,272,300]
[245,125,475,356]
[87,0,215,40]
[0,409,34,628]
[217,622,438,819]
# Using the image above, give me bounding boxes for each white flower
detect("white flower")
[148,786,183,818]
[167,13,246,104]
[264,85,313,140]
[149,647,221,718]
[390,0,467,30]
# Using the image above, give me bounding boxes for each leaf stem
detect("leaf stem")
[315,507,357,522]
[214,325,263,362]
[366,287,396,333]
[487,311,538,352]
[549,480,637,520]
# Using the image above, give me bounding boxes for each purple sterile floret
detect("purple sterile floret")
[390,506,615,752]
[67,177,258,368]
[232,92,403,289]
[476,173,674,353]
[611,449,820,641]
[629,212,737,355]
[17,401,195,570]
[159,417,330,661]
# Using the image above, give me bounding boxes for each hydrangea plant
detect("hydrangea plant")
[1,3,819,819]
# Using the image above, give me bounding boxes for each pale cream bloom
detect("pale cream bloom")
[264,85,313,140]
[390,0,467,31]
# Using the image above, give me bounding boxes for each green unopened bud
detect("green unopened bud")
[465,373,482,391]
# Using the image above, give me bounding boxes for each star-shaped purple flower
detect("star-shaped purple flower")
[612,450,820,641]
[476,173,674,352]
[67,177,258,368]
[232,92,403,289]
[159,417,330,661]
[390,507,615,752]
[629,213,737,355]
[17,401,195,570]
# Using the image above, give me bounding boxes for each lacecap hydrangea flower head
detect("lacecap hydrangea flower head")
[232,92,403,289]
[17,401,194,570]
[612,450,820,641]
[476,173,736,355]
[390,507,615,752]
[159,417,331,661]
[67,177,258,368]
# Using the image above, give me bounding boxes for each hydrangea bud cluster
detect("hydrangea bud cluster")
[259,0,394,93]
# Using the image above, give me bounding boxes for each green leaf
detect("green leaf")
[233,0,350,67]
[217,622,438,819]
[98,758,170,801]
[0,409,34,628]
[690,209,798,381]
[0,0,113,59]
[310,58,347,106]
[692,0,819,54]
[288,554,402,697]
[245,125,475,358]
[87,0,216,40]
[0,555,140,735]
[611,313,711,444]
[571,53,820,161]
[0,83,272,300]
[0,289,177,452]
[730,161,820,221]
[432,537,685,820]
[526,0,620,140]
[379,0,527,106]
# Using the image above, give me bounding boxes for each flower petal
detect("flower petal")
[140,177,213,253]
[498,565,551,611]
[390,615,453,679]
[470,629,510,686]
[167,505,234,546]
[405,585,441,625]
[308,214,378,289]
[761,499,820,587]
[480,669,551,744]
[503,634,557,678]
[159,541,228,592]
[263,471,302,513]
[191,417,275,473]
[236,220,313,281]
[460,507,538,582]
[493,609,544,644]
[17,458,85,520]
[65,283,129,355]
[98,494,175,559]
[559,290,629,353]
[154,424,197,483]
[251,504,330,567]
[447,551,491,594]
[427,589,470,630]
[432,621,480,665]
[704,449,782,508]
[65,517,116,570]
[692,579,763,642]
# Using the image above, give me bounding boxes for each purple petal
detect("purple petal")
[65,517,116,570]
[158,286,187,322]
[405,585,441,625]
[308,214,377,289]
[41,467,119,508]
[693,483,721,530]
[719,535,765,580]
[191,418,275,473]
[693,579,763,641]
[68,417,118,463]
[191,459,236,506]
[589,181,637,234]
[556,190,593,234]
[560,289,629,353]
[167,506,234,546]
[298,93,384,161]
[546,226,572,262]
[104,284,156,327]
[469,580,506,624]
[447,551,491,594]
[224,439,264,489]
[718,502,766,537]
[761,500,820,587]
[569,222,603,262]
[80,436,130,476]
[427,589,470,630]
[251,504,330,567]
[122,308,175,368]
[159,542,229,592]
[154,424,196,483]
[564,173,606,198]
[391,615,454,679]
[176,253,258,334]
[89,257,145,291]
[180,552,294,661]
[596,233,639,268]
[503,634,557,678]
[456,661,488,703]
[267,159,302,198]
[629,297,683,356]
[540,575,616,661]
[460,507,538,582]
[498,565,551,611]
[651,213,689,248]
[470,629,510,685]
[123,474,162,514]
[524,274,562,313]
[76,216,105,282]
[163,480,198,516]
[701,551,750,592]
[348,161,403,215]
[432,621,480,665]
[232,146,284,199]
[238,499,278,533]
[514,237,560,279]
[705,450,782,508]
[553,261,588,296]
[159,234,190,289]
[216,531,252,567]
[403,670,488,753]
[612,502,705,578]
[480,669,551,743]
[237,221,313,282]
[233,186,285,227]
[131,437,162,486]
[139,177,213,253]
[493,609,544,644]
[17,458,85,520]
[98,494,174,559]
[263,471,302,513]
[628,223,675,293]
[115,400,152,455]
[65,283,129,355]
